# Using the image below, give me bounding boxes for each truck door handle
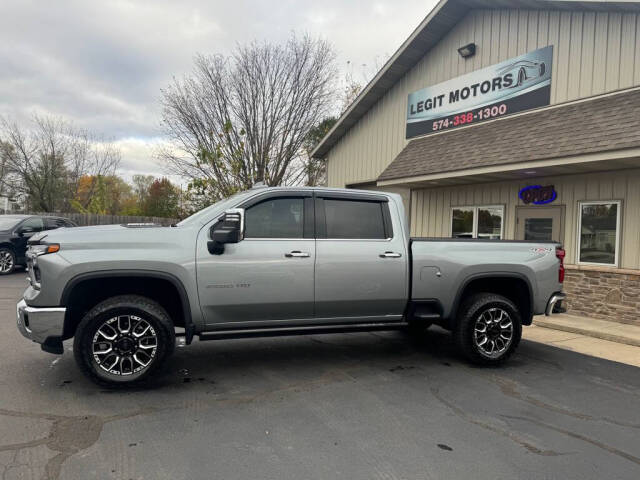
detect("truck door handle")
[285,251,311,258]
[380,251,402,258]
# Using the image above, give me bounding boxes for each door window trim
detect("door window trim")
[576,200,622,267]
[240,194,314,240]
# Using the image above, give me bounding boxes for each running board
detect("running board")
[198,322,409,341]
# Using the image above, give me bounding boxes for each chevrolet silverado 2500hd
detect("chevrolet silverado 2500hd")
[17,186,566,386]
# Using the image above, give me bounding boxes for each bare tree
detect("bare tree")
[159,33,336,201]
[0,115,120,212]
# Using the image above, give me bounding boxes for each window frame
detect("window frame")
[240,193,313,240]
[576,200,622,267]
[315,194,393,241]
[450,205,505,239]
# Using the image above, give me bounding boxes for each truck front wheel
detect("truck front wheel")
[73,295,175,386]
[454,293,522,365]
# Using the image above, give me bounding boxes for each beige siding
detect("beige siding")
[327,8,640,188]
[409,169,640,269]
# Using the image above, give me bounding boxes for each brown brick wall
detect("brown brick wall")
[563,268,640,326]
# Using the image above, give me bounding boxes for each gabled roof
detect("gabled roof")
[378,88,640,182]
[311,0,640,159]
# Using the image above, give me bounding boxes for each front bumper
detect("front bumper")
[545,292,566,316]
[16,299,66,346]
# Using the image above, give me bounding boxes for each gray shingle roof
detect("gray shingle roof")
[377,88,640,182]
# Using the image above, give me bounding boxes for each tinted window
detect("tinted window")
[452,208,474,238]
[0,217,23,230]
[324,199,386,239]
[245,198,304,238]
[45,218,70,230]
[20,217,44,232]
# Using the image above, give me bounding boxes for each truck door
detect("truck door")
[314,193,408,322]
[196,192,316,327]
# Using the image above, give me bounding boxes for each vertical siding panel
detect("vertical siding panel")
[482,9,492,67]
[508,10,520,58]
[499,10,511,61]
[473,10,484,72]
[555,11,572,103]
[619,13,637,88]
[592,12,609,94]
[547,11,561,103]
[491,10,502,64]
[579,12,596,98]
[636,15,640,84]
[518,10,529,54]
[623,171,640,269]
[605,13,622,92]
[527,10,539,51]
[410,190,417,237]
[567,12,583,101]
[537,10,549,48]
[442,189,452,236]
[563,178,576,264]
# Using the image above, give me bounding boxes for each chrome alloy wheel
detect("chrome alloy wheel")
[0,250,14,273]
[473,307,513,359]
[92,315,158,376]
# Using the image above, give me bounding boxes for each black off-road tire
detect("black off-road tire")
[454,293,522,365]
[0,247,16,275]
[73,295,175,387]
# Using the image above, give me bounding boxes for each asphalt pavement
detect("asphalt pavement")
[1,271,639,480]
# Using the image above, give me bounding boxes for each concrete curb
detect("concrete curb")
[534,318,640,348]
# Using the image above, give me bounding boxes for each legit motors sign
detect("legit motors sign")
[406,46,553,139]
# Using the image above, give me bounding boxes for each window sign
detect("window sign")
[519,185,557,205]
[577,201,621,266]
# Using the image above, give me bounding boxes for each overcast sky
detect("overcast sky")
[1,0,438,182]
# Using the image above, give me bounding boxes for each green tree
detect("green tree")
[143,178,179,218]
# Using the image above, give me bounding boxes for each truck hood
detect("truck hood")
[30,224,194,250]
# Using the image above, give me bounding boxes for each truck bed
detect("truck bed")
[409,237,563,322]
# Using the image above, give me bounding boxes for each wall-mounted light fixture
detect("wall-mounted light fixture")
[457,43,476,59]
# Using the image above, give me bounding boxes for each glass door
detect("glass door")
[516,206,564,243]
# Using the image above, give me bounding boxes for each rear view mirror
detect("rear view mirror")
[208,208,244,255]
[18,226,35,236]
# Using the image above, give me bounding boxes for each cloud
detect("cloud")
[1,0,438,177]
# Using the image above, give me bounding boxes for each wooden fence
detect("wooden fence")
[27,212,179,227]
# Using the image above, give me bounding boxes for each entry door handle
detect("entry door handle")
[285,251,311,258]
[380,251,402,258]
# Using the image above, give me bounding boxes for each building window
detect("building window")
[577,201,621,266]
[451,206,504,239]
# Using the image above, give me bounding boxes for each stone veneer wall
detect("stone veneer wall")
[563,266,640,326]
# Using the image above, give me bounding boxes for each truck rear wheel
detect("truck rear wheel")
[73,295,175,387]
[454,293,522,365]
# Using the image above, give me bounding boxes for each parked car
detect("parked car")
[16,186,566,386]
[0,215,77,274]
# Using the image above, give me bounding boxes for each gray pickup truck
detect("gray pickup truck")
[17,185,566,386]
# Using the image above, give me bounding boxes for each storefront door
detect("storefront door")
[516,206,564,243]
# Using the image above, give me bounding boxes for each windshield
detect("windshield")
[0,217,23,230]
[175,191,252,226]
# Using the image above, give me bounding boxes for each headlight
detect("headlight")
[28,244,60,257]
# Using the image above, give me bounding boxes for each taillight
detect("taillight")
[556,247,565,283]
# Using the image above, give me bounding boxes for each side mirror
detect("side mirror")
[207,208,244,255]
[17,226,35,236]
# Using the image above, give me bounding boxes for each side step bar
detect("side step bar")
[198,322,409,341]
